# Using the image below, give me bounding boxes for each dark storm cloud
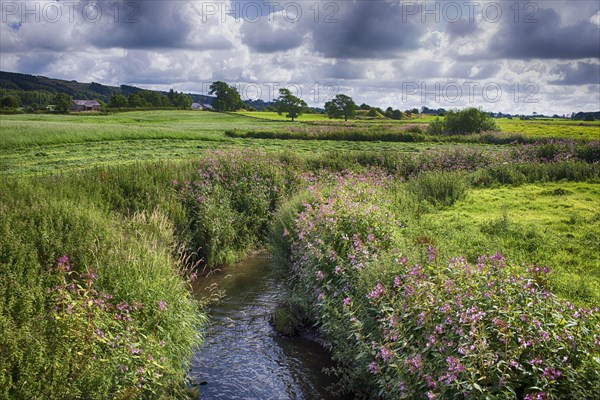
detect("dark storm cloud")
[487,6,600,60]
[85,0,193,49]
[310,1,428,59]
[238,1,428,56]
[240,22,304,53]
[550,62,600,85]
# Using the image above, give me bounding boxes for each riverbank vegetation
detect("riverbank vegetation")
[271,172,599,398]
[1,110,599,398]
[171,146,600,398]
[0,163,206,398]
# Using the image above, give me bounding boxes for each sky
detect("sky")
[1,0,599,115]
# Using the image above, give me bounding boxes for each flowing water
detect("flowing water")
[189,254,341,400]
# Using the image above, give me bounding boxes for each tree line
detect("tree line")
[107,89,192,109]
[0,88,194,112]
[1,79,597,122]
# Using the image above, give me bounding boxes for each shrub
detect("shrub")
[273,172,401,396]
[428,108,499,135]
[427,117,445,135]
[363,256,600,399]
[576,140,600,163]
[0,94,20,109]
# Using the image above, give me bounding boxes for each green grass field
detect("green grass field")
[496,118,599,139]
[0,111,475,175]
[416,182,600,305]
[1,111,598,295]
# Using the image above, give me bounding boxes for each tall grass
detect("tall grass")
[177,149,304,266]
[407,171,468,207]
[226,127,597,145]
[0,162,206,398]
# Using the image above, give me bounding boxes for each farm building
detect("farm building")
[71,99,101,112]
[191,103,213,111]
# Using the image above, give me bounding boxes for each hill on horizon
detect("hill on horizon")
[0,70,215,105]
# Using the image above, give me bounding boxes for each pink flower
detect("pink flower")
[368,361,378,374]
[158,300,167,311]
[380,346,393,363]
[367,283,385,299]
[427,245,437,262]
[316,270,324,281]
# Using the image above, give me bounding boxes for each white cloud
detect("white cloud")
[0,0,598,114]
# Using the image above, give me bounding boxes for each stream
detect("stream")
[189,254,341,399]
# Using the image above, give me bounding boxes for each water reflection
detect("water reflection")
[190,254,340,400]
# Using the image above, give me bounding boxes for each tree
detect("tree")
[0,95,20,109]
[324,94,356,121]
[128,92,147,108]
[109,93,128,108]
[172,92,192,109]
[384,106,394,119]
[391,109,403,120]
[53,93,72,113]
[208,81,243,111]
[274,88,307,122]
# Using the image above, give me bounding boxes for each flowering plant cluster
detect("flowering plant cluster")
[363,256,600,399]
[47,256,179,398]
[177,148,302,265]
[508,140,600,164]
[279,176,600,399]
[412,140,599,176]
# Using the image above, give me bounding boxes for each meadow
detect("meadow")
[1,110,598,399]
[2,111,598,175]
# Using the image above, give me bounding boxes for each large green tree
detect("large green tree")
[324,94,356,121]
[53,93,72,113]
[108,93,128,108]
[274,88,307,122]
[208,81,243,111]
[0,95,20,109]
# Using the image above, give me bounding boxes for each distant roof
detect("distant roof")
[202,103,213,108]
[73,100,100,106]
